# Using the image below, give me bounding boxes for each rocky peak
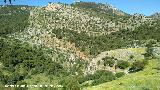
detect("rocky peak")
[46,2,63,11]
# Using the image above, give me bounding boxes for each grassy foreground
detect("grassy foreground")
[84,59,160,90]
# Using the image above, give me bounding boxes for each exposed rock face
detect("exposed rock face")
[46,3,63,11]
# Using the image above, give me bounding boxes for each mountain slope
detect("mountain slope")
[0,2,160,90]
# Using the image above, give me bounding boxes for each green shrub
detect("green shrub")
[129,60,146,73]
[92,70,115,85]
[144,39,156,59]
[116,60,130,69]
[115,72,125,78]
[60,76,81,90]
[129,55,134,61]
[103,57,115,67]
[78,70,115,86]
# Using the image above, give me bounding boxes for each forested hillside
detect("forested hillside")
[0,2,160,90]
[0,6,30,35]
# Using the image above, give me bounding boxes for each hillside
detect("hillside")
[0,2,160,90]
[85,59,160,90]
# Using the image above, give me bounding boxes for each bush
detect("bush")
[116,60,130,69]
[115,72,125,78]
[144,40,156,59]
[92,70,115,85]
[0,71,5,84]
[78,70,115,86]
[129,60,146,73]
[60,76,81,90]
[103,57,115,67]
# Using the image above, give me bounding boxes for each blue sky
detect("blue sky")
[0,0,160,16]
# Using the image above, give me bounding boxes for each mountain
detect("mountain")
[71,2,127,16]
[0,2,160,90]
